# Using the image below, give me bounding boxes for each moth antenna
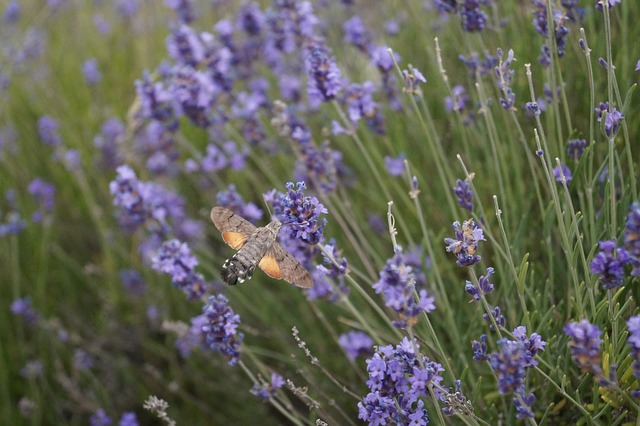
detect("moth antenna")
[262,195,274,218]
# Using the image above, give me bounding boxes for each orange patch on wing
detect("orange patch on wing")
[222,231,248,249]
[258,254,282,279]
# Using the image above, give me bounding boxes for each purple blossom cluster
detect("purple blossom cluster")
[0,189,26,237]
[595,102,624,137]
[444,219,485,266]
[307,239,349,302]
[304,37,343,106]
[343,81,386,135]
[202,295,244,366]
[93,118,124,170]
[90,409,139,426]
[174,314,209,357]
[459,51,498,78]
[338,330,374,360]
[358,337,444,426]
[553,162,573,183]
[373,247,436,328]
[627,315,640,397]
[11,297,40,326]
[465,267,494,301]
[488,327,545,418]
[624,202,640,276]
[109,165,191,240]
[564,320,604,378]
[445,85,474,124]
[589,240,630,289]
[530,0,569,67]
[250,373,285,401]
[434,0,490,32]
[27,178,55,223]
[266,181,328,245]
[453,178,474,212]
[151,239,208,300]
[215,184,263,224]
[567,138,587,161]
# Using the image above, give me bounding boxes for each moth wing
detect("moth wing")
[259,244,314,289]
[210,206,256,250]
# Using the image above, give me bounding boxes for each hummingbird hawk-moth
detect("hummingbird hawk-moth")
[210,206,314,288]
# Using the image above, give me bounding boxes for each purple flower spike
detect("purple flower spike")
[444,219,485,266]
[202,295,244,366]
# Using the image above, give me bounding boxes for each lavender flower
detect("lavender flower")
[343,81,385,134]
[293,141,344,194]
[402,67,426,94]
[37,116,62,147]
[624,202,640,271]
[165,0,195,24]
[512,326,547,367]
[82,58,102,85]
[250,373,285,401]
[490,339,527,394]
[459,51,498,78]
[453,178,473,212]
[11,297,39,326]
[434,0,458,14]
[267,181,327,245]
[175,314,209,357]
[27,178,55,223]
[20,360,43,378]
[73,349,94,370]
[604,108,623,137]
[120,269,147,297]
[115,0,138,18]
[358,337,443,426]
[373,247,436,328]
[565,320,604,378]
[93,14,111,34]
[90,409,112,426]
[151,239,207,300]
[4,1,20,23]
[343,16,373,54]
[553,162,572,183]
[483,305,505,330]
[307,240,349,302]
[187,140,247,174]
[531,0,569,65]
[93,118,124,170]
[304,37,343,105]
[216,184,263,224]
[567,138,587,161]
[589,240,630,289]
[135,72,176,124]
[118,412,139,426]
[0,189,26,237]
[465,267,494,301]
[472,334,489,361]
[338,330,374,360]
[109,165,187,236]
[460,0,489,32]
[596,0,621,11]
[166,25,206,68]
[384,153,405,176]
[445,85,470,114]
[444,219,485,266]
[627,315,640,397]
[202,295,244,366]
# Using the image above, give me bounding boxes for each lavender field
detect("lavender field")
[3,0,640,424]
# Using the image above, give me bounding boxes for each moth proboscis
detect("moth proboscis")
[210,206,314,289]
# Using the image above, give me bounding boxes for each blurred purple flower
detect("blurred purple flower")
[216,184,263,224]
[82,58,102,85]
[93,118,124,170]
[27,178,55,223]
[596,0,621,11]
[564,319,603,377]
[4,1,20,23]
[90,409,112,426]
[202,295,244,366]
[152,239,207,300]
[11,297,39,326]
[627,315,640,397]
[304,37,343,106]
[343,16,373,54]
[37,116,62,147]
[73,349,94,370]
[120,269,147,297]
[384,154,405,176]
[338,330,373,360]
[165,0,195,24]
[567,138,587,161]
[465,267,494,301]
[251,373,285,401]
[553,162,572,183]
[461,0,489,32]
[118,412,139,426]
[589,240,630,289]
